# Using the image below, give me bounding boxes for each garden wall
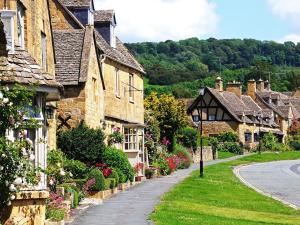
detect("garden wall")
[192,146,216,163]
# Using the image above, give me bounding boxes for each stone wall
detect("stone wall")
[192,146,216,163]
[202,121,239,137]
[103,58,144,125]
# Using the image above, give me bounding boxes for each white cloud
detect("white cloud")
[94,0,218,42]
[278,34,300,44]
[267,0,300,29]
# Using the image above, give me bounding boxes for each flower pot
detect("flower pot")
[135,176,143,182]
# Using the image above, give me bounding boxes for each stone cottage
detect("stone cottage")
[0,0,61,223]
[48,0,146,170]
[188,77,300,148]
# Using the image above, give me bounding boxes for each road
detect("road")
[236,160,300,209]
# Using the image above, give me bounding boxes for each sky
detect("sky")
[94,0,300,44]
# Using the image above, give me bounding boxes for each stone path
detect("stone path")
[235,160,300,209]
[69,155,246,225]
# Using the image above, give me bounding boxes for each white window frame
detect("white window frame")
[115,68,120,98]
[129,74,134,103]
[41,32,47,71]
[0,10,16,53]
[124,127,138,152]
[17,3,25,49]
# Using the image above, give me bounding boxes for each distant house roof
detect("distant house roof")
[59,0,91,8]
[0,47,62,89]
[94,10,115,23]
[94,31,145,74]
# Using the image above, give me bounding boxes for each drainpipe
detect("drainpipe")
[100,54,106,76]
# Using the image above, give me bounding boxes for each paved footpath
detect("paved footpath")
[236,160,300,209]
[69,155,246,225]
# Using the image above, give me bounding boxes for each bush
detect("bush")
[178,127,198,150]
[174,144,192,169]
[104,178,116,190]
[217,132,239,142]
[218,142,243,155]
[153,157,170,176]
[57,122,105,163]
[64,159,88,179]
[103,147,134,182]
[108,169,119,185]
[46,209,65,222]
[87,169,105,191]
[115,168,126,183]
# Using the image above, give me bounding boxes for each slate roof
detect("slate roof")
[0,47,62,88]
[53,30,85,85]
[94,10,115,23]
[59,0,91,7]
[94,31,145,74]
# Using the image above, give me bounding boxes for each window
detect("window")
[254,133,259,142]
[124,127,137,151]
[245,132,252,143]
[129,74,134,102]
[0,10,15,52]
[115,68,120,97]
[208,115,216,121]
[41,32,47,70]
[192,115,200,122]
[17,2,25,49]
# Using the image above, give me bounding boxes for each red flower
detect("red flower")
[103,168,112,178]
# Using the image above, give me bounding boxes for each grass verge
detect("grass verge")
[150,152,300,225]
[218,151,236,159]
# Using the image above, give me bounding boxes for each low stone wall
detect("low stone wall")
[192,146,217,163]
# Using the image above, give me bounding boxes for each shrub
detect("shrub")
[218,142,243,155]
[104,178,116,190]
[115,168,126,183]
[57,122,105,164]
[87,169,105,191]
[64,159,88,179]
[109,168,119,185]
[178,127,198,150]
[103,147,134,182]
[153,157,170,176]
[46,209,65,222]
[217,131,239,142]
[174,144,192,169]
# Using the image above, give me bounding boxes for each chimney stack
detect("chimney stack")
[257,79,264,91]
[215,76,223,92]
[226,81,242,97]
[247,79,256,100]
[265,80,270,91]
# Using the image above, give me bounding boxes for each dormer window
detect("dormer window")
[0,10,16,53]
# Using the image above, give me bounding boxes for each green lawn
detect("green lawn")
[218,151,236,159]
[150,152,300,225]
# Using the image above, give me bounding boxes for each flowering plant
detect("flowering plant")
[0,85,41,210]
[82,178,96,195]
[46,193,67,222]
[134,163,144,175]
[95,163,112,178]
[161,137,171,146]
[108,127,124,145]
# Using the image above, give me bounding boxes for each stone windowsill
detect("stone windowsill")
[15,190,49,200]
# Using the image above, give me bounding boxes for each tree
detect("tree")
[145,93,188,151]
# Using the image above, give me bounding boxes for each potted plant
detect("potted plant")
[134,163,144,182]
[108,127,124,146]
[145,167,156,179]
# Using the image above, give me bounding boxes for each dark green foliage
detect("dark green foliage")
[87,169,105,191]
[108,169,119,185]
[57,122,105,164]
[115,168,126,183]
[217,131,239,143]
[104,178,116,190]
[64,159,88,179]
[217,142,243,155]
[102,147,134,182]
[177,127,198,149]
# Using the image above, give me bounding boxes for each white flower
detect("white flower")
[5,86,9,91]
[21,148,28,156]
[6,201,11,206]
[69,173,73,177]
[13,177,23,186]
[0,166,3,171]
[56,163,61,167]
[29,154,35,161]
[60,170,66,176]
[26,138,33,146]
[5,181,9,187]
[10,195,15,200]
[9,184,16,192]
[6,136,14,142]
[49,179,54,186]
[22,130,28,137]
[22,178,27,186]
[8,102,13,106]
[0,92,3,99]
[1,153,6,158]
[3,98,9,104]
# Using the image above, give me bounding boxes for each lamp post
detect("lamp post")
[198,87,205,177]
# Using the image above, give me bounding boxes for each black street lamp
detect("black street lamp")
[198,87,205,177]
[257,111,263,154]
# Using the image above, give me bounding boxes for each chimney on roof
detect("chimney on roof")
[215,76,223,92]
[226,81,242,97]
[265,80,270,91]
[257,79,264,91]
[247,79,256,100]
